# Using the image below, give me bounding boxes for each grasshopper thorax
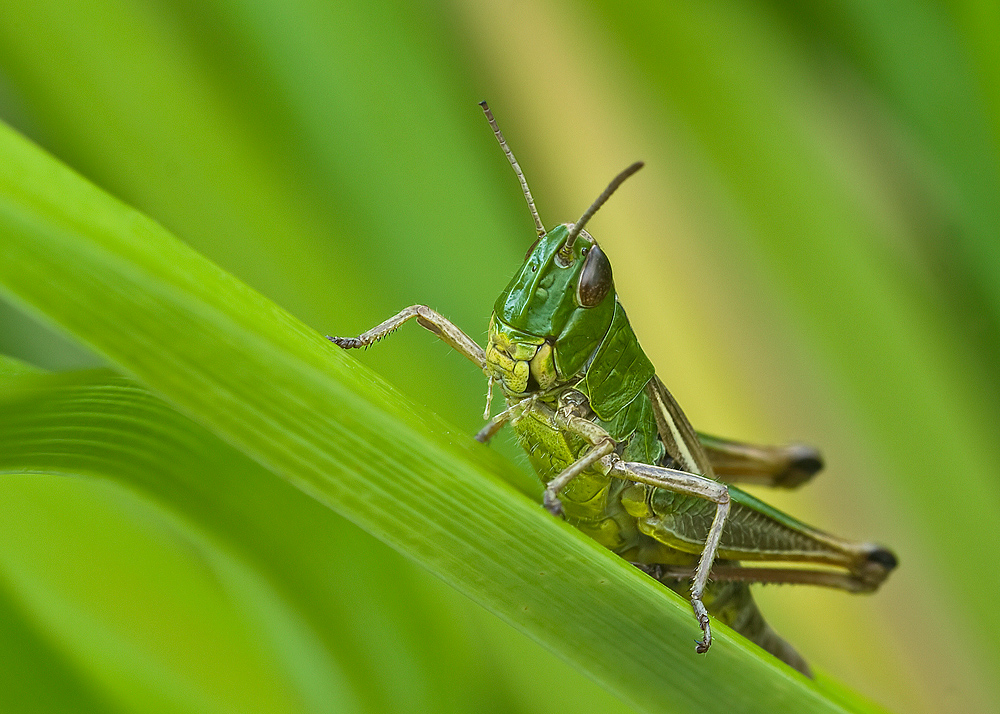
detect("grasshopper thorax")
[486,224,617,397]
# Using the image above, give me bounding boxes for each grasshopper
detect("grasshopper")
[330,102,897,676]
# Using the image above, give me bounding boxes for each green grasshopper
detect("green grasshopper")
[330,102,896,676]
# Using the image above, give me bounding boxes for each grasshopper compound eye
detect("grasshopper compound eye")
[577,244,613,307]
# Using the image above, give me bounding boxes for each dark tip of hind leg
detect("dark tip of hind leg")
[787,444,823,476]
[776,444,823,487]
[866,546,898,572]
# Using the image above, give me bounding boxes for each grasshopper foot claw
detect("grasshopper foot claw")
[692,599,712,653]
[631,562,668,581]
[327,335,360,349]
[543,491,564,517]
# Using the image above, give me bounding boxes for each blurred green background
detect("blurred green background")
[1,0,999,712]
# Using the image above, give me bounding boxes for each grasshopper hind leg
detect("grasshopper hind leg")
[697,433,824,489]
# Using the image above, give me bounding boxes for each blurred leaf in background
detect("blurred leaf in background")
[0,0,998,712]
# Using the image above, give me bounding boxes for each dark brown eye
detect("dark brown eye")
[524,238,540,261]
[577,244,613,307]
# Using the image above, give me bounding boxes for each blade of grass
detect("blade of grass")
[0,120,886,713]
[0,368,481,714]
[0,365,630,714]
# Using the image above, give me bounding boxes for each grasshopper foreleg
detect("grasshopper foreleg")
[542,407,620,516]
[474,395,536,444]
[328,305,486,370]
[611,461,731,654]
[542,439,616,516]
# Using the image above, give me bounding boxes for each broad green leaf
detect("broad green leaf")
[0,353,43,376]
[0,366,624,714]
[0,577,118,714]
[0,368,495,714]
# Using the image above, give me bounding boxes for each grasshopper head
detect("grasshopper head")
[487,223,616,394]
[478,102,641,396]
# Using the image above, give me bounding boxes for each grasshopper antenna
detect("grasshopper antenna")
[480,101,546,240]
[564,161,644,252]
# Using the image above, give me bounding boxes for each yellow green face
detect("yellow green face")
[485,315,558,394]
[488,223,617,394]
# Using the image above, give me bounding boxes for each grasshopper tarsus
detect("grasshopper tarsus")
[631,562,664,580]
[543,491,565,517]
[327,335,361,349]
[692,599,713,653]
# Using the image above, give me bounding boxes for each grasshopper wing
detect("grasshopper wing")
[644,376,716,478]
